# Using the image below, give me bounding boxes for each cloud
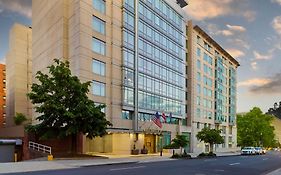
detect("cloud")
[250,73,281,94]
[271,0,281,5]
[226,48,245,58]
[238,78,270,87]
[0,0,32,18]
[242,11,256,22]
[206,24,247,37]
[253,51,272,60]
[228,38,250,50]
[272,16,281,36]
[184,0,233,20]
[226,24,246,32]
[251,62,258,70]
[184,0,256,21]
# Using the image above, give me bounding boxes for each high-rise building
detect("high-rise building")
[5,23,32,126]
[0,64,6,127]
[187,21,239,153]
[32,0,189,154]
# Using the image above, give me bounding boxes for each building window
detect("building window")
[93,16,105,34]
[92,59,105,76]
[93,0,105,13]
[197,48,201,57]
[92,81,105,96]
[92,38,105,55]
[122,110,132,120]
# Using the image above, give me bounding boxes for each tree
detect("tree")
[164,135,188,154]
[172,135,189,154]
[196,128,224,152]
[14,113,28,125]
[26,59,111,153]
[237,107,276,148]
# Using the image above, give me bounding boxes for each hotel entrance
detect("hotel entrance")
[144,134,156,153]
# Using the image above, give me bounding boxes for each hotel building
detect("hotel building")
[187,20,239,153]
[32,0,190,154]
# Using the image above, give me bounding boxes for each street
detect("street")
[2,151,281,175]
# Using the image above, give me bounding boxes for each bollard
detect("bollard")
[47,154,53,161]
[14,153,17,162]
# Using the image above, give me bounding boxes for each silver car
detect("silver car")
[241,147,256,155]
[255,147,263,155]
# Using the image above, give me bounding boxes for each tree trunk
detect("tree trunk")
[210,144,214,153]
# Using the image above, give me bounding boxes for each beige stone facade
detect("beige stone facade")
[187,21,239,153]
[6,23,32,126]
[32,0,192,154]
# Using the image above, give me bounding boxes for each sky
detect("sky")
[0,0,281,113]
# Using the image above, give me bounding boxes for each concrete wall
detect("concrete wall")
[6,23,32,126]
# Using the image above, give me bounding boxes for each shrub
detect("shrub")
[171,153,181,159]
[14,113,27,125]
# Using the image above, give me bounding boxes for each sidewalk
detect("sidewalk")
[0,151,240,174]
[266,168,281,175]
[0,155,172,174]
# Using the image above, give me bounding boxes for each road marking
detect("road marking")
[204,159,217,162]
[229,162,240,166]
[263,158,269,160]
[214,169,225,172]
[110,166,146,171]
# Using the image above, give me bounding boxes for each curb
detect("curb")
[79,161,139,167]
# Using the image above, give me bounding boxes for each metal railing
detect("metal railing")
[28,141,52,155]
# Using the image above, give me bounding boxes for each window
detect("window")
[92,59,105,76]
[197,48,201,57]
[122,110,132,120]
[123,68,134,87]
[197,72,201,82]
[93,16,105,34]
[123,50,134,68]
[92,38,105,55]
[124,12,134,27]
[93,0,105,13]
[93,81,105,96]
[197,59,201,69]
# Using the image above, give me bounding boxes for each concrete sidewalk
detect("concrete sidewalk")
[0,156,172,174]
[0,151,240,174]
[266,168,281,175]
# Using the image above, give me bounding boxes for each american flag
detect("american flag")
[152,112,162,128]
[162,113,166,122]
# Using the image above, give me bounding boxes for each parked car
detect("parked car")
[255,147,263,155]
[262,148,267,154]
[241,147,256,155]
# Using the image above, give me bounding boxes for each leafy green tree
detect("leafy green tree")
[163,135,188,154]
[26,59,111,153]
[14,113,28,125]
[237,107,276,147]
[196,128,224,152]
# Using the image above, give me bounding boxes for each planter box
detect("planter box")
[131,149,139,155]
[141,149,148,154]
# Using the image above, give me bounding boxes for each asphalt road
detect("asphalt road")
[4,151,281,175]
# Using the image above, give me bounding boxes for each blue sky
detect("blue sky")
[0,0,281,113]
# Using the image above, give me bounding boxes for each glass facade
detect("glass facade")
[215,56,228,123]
[122,0,186,119]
